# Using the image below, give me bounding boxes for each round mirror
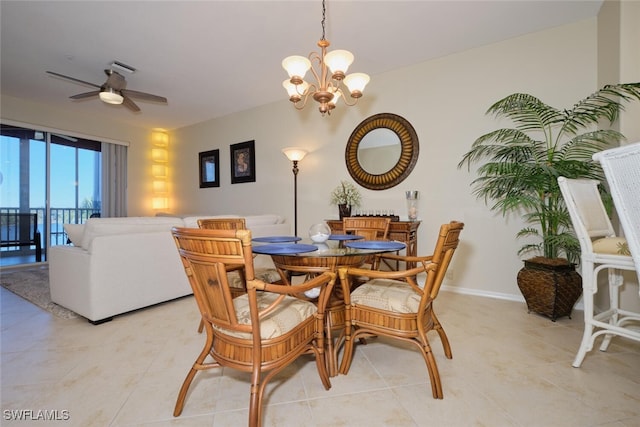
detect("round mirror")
[346,113,419,190]
[357,128,401,174]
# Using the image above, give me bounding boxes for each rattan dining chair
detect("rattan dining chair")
[171,227,335,427]
[196,217,281,332]
[557,177,638,367]
[342,216,391,241]
[593,142,640,279]
[343,216,391,269]
[338,221,463,399]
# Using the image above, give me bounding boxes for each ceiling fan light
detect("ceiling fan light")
[324,49,354,76]
[99,88,124,105]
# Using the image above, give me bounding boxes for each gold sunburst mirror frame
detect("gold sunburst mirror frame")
[345,113,419,190]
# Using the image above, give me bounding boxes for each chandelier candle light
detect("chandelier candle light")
[282,0,370,116]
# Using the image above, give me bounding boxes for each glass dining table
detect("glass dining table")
[252,235,406,376]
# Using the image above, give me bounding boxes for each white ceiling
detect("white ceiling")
[1,0,603,130]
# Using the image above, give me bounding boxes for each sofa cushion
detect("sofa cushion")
[80,217,184,251]
[64,223,85,246]
[244,215,285,226]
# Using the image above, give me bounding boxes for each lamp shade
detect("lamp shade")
[324,49,354,75]
[152,197,168,210]
[152,164,167,178]
[283,79,309,97]
[344,73,370,95]
[153,180,168,193]
[282,56,311,79]
[329,90,342,106]
[152,148,168,163]
[282,147,308,162]
[152,131,168,147]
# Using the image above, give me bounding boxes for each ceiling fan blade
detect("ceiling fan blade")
[69,91,100,100]
[122,96,141,112]
[46,71,100,88]
[121,89,167,103]
[104,70,126,90]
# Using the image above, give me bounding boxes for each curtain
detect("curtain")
[101,142,128,217]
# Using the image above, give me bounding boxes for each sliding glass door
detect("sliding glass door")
[0,124,101,266]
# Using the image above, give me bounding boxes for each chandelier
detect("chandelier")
[282,0,370,116]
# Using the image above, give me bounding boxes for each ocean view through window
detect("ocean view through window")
[0,124,101,266]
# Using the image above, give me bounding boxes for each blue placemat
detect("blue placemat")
[252,243,318,255]
[345,240,406,251]
[252,236,302,243]
[328,234,364,241]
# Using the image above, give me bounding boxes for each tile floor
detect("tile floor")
[2,274,640,427]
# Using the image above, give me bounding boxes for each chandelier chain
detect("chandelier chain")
[321,0,326,41]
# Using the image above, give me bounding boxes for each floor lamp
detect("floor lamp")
[282,147,308,236]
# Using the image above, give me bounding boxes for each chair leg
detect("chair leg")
[314,348,332,390]
[599,268,622,352]
[197,318,204,333]
[573,267,595,368]
[325,315,337,377]
[416,330,443,399]
[339,334,355,375]
[174,332,215,416]
[431,310,452,359]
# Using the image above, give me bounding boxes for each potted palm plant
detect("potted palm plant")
[458,82,640,320]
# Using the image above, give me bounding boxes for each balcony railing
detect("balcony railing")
[0,207,100,259]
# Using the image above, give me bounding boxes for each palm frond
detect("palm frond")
[558,83,640,138]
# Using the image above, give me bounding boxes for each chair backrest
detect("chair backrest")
[171,227,255,335]
[557,177,616,255]
[427,221,464,299]
[343,217,391,240]
[0,212,38,246]
[197,217,247,230]
[593,142,640,274]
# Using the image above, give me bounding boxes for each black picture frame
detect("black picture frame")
[199,149,220,188]
[230,140,256,184]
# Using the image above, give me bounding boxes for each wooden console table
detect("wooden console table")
[325,219,420,257]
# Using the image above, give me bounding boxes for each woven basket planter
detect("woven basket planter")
[517,257,582,321]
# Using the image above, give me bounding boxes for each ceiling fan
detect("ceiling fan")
[46,69,167,112]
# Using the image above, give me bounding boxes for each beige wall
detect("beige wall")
[0,94,155,216]
[2,7,637,302]
[171,19,600,300]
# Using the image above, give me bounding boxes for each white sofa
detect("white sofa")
[49,214,290,324]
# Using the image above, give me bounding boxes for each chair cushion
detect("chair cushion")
[227,268,281,290]
[351,279,421,313]
[592,237,629,255]
[215,292,316,339]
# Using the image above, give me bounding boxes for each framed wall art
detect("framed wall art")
[230,140,255,184]
[199,149,220,188]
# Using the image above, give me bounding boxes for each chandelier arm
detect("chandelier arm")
[307,52,326,90]
[292,90,313,110]
[335,87,359,106]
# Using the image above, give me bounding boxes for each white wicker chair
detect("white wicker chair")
[593,142,640,279]
[557,177,639,367]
